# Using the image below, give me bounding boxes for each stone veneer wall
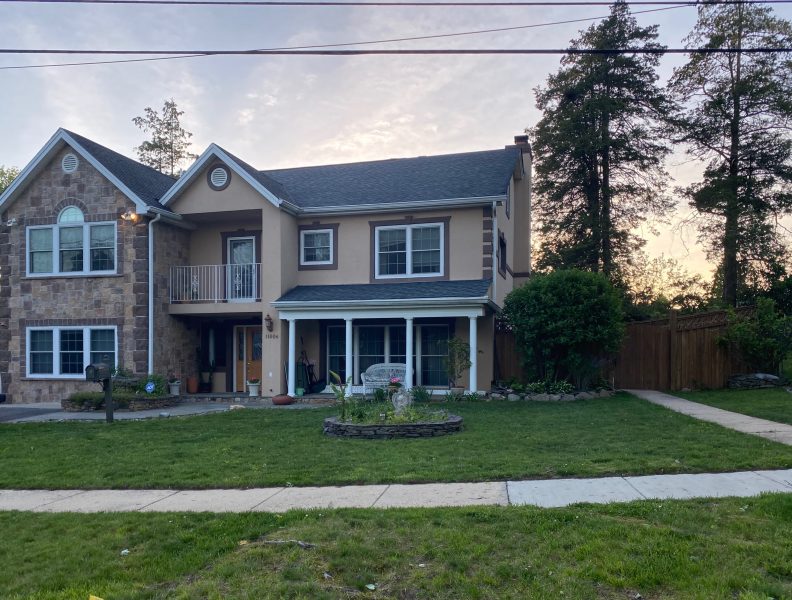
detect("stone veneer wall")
[0,147,151,403]
[152,221,199,381]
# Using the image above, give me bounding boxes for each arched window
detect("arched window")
[27,206,116,276]
[58,206,85,223]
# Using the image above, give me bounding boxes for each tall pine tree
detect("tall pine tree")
[132,99,198,177]
[530,1,672,281]
[669,2,792,307]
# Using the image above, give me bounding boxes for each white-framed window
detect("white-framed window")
[375,223,443,279]
[26,326,117,379]
[26,207,117,277]
[300,229,333,265]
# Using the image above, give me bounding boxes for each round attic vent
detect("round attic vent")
[208,166,230,190]
[61,153,79,174]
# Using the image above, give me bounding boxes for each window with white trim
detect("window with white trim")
[375,223,443,278]
[26,207,117,276]
[300,229,333,265]
[26,326,117,379]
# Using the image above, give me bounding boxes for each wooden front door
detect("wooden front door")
[234,325,262,392]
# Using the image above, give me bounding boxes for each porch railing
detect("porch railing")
[170,263,262,303]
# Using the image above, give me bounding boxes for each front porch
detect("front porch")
[273,279,495,397]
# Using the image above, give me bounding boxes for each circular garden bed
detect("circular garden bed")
[323,414,463,439]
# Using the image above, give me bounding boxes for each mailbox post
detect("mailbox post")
[85,354,113,423]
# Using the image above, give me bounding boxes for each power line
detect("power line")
[0,5,685,70]
[1,0,789,5]
[2,47,790,54]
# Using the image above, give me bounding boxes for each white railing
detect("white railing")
[170,263,262,303]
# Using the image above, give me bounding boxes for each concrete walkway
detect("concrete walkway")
[627,389,792,446]
[1,469,790,512]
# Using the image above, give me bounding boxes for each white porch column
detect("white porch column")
[287,319,296,397]
[405,317,414,389]
[468,316,478,393]
[345,318,353,397]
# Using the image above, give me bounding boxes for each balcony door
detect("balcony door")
[227,236,256,302]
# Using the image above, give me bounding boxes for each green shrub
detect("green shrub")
[372,388,388,403]
[503,270,625,389]
[410,386,432,403]
[135,374,167,396]
[721,298,792,373]
[344,399,447,424]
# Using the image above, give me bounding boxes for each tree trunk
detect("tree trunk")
[600,107,613,278]
[724,6,743,307]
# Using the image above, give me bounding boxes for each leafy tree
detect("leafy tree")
[503,270,625,389]
[721,298,792,373]
[0,165,19,194]
[529,0,672,280]
[623,253,713,319]
[668,3,792,307]
[132,99,197,176]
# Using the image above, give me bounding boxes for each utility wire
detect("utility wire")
[1,0,789,5]
[2,47,790,54]
[0,5,684,70]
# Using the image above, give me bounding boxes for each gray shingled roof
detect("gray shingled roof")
[65,130,177,210]
[276,279,491,303]
[218,146,292,202]
[262,148,521,209]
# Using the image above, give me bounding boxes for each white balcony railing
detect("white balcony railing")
[170,264,262,303]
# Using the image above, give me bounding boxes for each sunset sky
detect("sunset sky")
[2,0,790,281]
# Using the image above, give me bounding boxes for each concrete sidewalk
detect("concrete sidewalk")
[627,389,792,446]
[1,469,790,512]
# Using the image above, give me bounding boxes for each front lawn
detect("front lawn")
[677,388,792,426]
[2,394,792,489]
[3,494,792,599]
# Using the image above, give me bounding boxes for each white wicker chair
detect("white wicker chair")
[361,363,407,396]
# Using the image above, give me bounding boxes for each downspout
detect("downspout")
[147,213,162,375]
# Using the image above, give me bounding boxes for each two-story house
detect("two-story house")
[0,128,531,403]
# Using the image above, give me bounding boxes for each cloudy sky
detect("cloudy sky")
[1,1,791,278]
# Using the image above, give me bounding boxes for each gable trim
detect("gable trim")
[159,144,285,210]
[0,129,155,215]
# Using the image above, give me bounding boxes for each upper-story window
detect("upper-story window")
[300,229,333,265]
[26,206,117,276]
[375,223,444,279]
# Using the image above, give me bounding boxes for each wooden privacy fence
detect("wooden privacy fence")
[494,309,748,391]
[613,309,747,391]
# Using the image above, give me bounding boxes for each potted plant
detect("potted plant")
[247,378,261,397]
[444,337,472,396]
[168,374,181,396]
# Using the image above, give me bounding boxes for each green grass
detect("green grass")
[677,387,792,426]
[2,394,792,489]
[3,494,792,599]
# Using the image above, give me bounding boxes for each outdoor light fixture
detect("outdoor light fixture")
[120,210,138,222]
[264,314,274,332]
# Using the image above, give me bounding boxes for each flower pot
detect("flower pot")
[168,383,181,396]
[186,376,199,394]
[272,394,295,406]
[247,383,260,397]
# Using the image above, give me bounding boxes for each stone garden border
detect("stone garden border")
[491,389,616,402]
[323,414,463,438]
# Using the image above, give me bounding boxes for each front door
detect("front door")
[227,237,256,301]
[234,325,262,392]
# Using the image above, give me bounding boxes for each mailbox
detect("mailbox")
[85,363,111,382]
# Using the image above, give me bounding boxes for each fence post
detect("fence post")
[668,310,678,390]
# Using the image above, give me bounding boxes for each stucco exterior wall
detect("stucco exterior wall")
[0,146,149,403]
[295,207,485,286]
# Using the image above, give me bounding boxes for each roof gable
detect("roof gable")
[0,128,176,215]
[159,144,292,211]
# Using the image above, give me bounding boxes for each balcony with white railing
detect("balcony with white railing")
[170,264,262,307]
